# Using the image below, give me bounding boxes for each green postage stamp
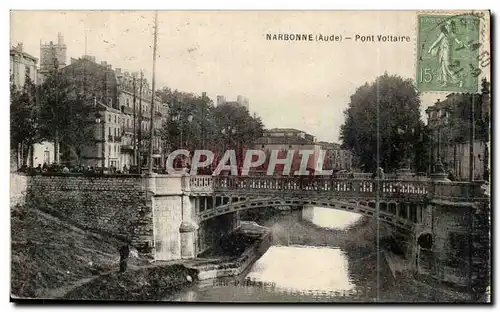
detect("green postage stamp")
[417,13,482,92]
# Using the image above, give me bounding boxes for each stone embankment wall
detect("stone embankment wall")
[25,173,154,254]
[10,173,27,207]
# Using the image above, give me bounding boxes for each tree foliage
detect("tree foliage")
[10,76,39,165]
[37,67,96,165]
[340,73,426,173]
[157,87,264,153]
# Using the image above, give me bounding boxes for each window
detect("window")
[43,151,50,164]
[108,115,111,122]
[108,127,111,136]
[114,115,117,123]
[126,98,130,107]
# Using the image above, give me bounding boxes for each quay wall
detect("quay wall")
[24,173,154,254]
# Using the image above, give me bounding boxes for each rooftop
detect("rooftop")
[10,44,38,62]
[255,136,316,145]
[266,128,303,133]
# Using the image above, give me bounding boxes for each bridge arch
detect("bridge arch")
[195,196,419,231]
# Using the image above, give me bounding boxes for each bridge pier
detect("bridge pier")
[148,174,199,261]
[179,195,198,259]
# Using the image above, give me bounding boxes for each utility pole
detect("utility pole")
[132,74,137,166]
[137,71,143,170]
[103,69,108,170]
[101,118,105,173]
[148,11,159,173]
[469,94,475,182]
[468,94,476,299]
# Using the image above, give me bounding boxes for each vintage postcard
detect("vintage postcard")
[10,10,491,303]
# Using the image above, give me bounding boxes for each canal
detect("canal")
[166,207,453,302]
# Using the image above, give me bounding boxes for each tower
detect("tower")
[39,32,67,82]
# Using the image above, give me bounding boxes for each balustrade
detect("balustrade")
[190,175,213,193]
[185,175,484,201]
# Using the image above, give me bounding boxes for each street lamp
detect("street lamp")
[221,126,241,174]
[95,111,105,174]
[171,111,193,149]
[221,126,237,150]
[397,126,414,172]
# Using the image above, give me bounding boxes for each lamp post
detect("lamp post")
[221,126,238,173]
[221,126,237,150]
[170,111,193,170]
[172,110,193,149]
[95,111,105,174]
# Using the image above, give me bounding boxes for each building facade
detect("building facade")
[10,42,56,169]
[38,32,67,84]
[116,68,167,169]
[216,94,249,110]
[60,56,168,170]
[425,85,490,181]
[254,128,321,174]
[10,43,38,89]
[317,141,353,171]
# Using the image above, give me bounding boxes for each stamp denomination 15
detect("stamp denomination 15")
[417,13,483,92]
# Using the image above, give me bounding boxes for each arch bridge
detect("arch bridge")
[146,173,488,290]
[186,175,485,229]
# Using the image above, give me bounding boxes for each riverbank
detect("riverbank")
[61,223,272,300]
[63,263,198,301]
[191,222,272,280]
[11,203,150,299]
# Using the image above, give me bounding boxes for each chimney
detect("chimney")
[17,43,23,52]
[115,68,122,75]
[202,92,207,99]
[57,32,64,45]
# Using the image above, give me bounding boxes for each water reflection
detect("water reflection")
[167,208,370,302]
[246,245,355,293]
[311,207,362,230]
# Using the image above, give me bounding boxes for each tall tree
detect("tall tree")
[10,76,39,167]
[38,66,95,165]
[158,88,264,166]
[213,104,264,150]
[340,73,425,173]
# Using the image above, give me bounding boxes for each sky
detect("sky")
[10,10,491,143]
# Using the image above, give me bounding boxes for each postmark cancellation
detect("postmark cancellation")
[417,12,489,93]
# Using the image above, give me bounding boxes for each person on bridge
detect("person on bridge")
[372,167,384,180]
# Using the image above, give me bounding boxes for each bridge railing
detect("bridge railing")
[429,181,486,201]
[211,176,430,200]
[187,175,486,201]
[190,175,213,193]
[336,173,372,179]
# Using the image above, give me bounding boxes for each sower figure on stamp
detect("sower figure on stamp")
[119,245,130,273]
[427,20,468,88]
